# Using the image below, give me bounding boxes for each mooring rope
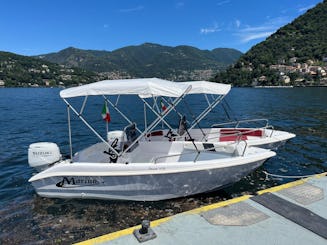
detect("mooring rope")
[262,170,321,180]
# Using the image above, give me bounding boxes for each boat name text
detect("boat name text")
[56,177,102,188]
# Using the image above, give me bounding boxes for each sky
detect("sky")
[0,0,323,56]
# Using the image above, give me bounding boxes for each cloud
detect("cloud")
[216,0,230,6]
[118,5,144,13]
[200,23,221,34]
[241,26,273,32]
[236,16,290,43]
[200,28,219,34]
[235,19,241,28]
[298,4,315,13]
[241,32,274,42]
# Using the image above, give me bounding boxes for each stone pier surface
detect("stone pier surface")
[75,172,327,245]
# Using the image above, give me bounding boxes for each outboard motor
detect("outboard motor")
[106,131,126,163]
[28,142,62,171]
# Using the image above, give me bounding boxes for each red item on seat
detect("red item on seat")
[219,135,248,142]
[220,128,263,137]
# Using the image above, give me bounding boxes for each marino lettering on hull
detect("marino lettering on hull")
[56,177,103,188]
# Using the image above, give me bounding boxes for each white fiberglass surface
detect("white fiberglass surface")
[59,78,190,98]
[73,142,112,163]
[128,141,183,163]
[72,140,239,164]
[129,141,237,163]
[72,141,184,164]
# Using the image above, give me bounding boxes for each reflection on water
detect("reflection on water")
[0,87,326,244]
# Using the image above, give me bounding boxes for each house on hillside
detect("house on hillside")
[281,75,291,84]
[258,76,267,82]
[289,57,297,64]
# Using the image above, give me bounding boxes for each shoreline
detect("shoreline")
[1,85,327,89]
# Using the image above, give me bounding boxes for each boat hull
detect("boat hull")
[30,159,266,201]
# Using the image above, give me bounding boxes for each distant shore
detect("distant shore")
[254,85,294,88]
[1,85,327,89]
[253,85,327,88]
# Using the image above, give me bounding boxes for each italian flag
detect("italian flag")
[101,102,111,122]
[160,100,167,112]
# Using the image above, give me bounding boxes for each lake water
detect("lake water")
[0,87,326,244]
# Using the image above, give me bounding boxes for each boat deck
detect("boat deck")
[75,172,327,245]
[72,141,237,164]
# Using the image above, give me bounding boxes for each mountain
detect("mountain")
[36,43,242,81]
[213,0,327,86]
[0,51,97,87]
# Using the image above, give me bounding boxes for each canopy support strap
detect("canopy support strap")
[161,97,185,121]
[182,99,206,141]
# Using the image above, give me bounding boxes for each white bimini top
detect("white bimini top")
[60,78,191,98]
[181,81,231,95]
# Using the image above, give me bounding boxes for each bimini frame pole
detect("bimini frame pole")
[67,105,73,161]
[144,102,147,132]
[103,95,143,134]
[141,97,175,132]
[120,85,192,156]
[62,98,119,157]
[161,97,185,120]
[189,94,227,130]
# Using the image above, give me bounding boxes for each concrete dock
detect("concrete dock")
[75,172,327,245]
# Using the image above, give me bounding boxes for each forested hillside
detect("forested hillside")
[0,51,96,87]
[213,0,327,86]
[37,43,242,81]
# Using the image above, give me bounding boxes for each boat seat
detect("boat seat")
[219,128,263,141]
[160,142,184,163]
[177,115,195,142]
[220,135,248,142]
[178,115,187,136]
[146,130,164,140]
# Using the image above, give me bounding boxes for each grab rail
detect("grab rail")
[241,140,248,157]
[211,118,269,128]
[174,128,253,142]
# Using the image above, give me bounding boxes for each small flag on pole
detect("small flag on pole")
[160,100,167,112]
[101,102,111,122]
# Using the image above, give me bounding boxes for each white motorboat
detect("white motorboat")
[150,81,295,149]
[28,78,276,201]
